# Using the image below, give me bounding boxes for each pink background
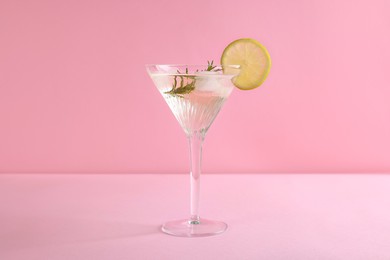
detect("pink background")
[0,0,389,173]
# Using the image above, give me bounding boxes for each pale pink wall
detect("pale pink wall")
[0,0,389,173]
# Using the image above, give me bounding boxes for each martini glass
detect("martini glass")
[146,64,240,237]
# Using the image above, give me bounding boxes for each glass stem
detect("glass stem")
[188,131,205,225]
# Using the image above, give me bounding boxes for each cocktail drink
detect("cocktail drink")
[146,38,271,237]
[150,65,238,135]
[146,64,240,237]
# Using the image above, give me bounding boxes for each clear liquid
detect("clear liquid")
[151,74,234,135]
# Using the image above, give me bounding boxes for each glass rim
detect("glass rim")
[145,64,240,67]
[146,64,241,76]
[145,63,240,67]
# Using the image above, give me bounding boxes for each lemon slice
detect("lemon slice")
[221,38,271,90]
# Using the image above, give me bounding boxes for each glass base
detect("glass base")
[162,218,227,237]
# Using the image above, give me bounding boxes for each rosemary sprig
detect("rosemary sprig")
[164,61,221,97]
[206,60,216,71]
[206,60,222,72]
[164,69,195,98]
